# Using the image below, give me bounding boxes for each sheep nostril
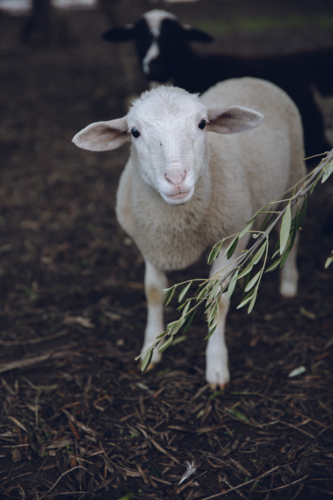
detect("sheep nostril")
[165,171,186,185]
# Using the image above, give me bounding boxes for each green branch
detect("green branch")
[139,149,333,370]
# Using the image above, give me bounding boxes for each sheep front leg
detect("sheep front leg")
[141,260,168,368]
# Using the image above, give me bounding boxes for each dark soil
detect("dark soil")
[0,2,333,499]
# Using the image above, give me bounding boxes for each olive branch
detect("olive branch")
[139,149,333,372]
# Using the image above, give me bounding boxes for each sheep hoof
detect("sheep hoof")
[209,382,228,392]
[139,359,160,373]
[144,361,158,373]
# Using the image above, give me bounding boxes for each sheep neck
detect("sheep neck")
[130,162,213,270]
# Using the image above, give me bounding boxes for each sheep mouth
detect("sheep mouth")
[163,189,193,205]
[167,191,191,200]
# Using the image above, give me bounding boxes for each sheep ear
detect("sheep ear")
[207,106,264,134]
[72,118,130,152]
[183,27,214,43]
[102,25,134,42]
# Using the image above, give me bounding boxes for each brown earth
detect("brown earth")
[0,2,333,499]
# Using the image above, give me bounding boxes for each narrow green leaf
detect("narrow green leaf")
[252,240,267,265]
[225,408,249,423]
[259,210,273,231]
[227,269,239,298]
[181,300,191,317]
[247,290,258,314]
[321,158,333,183]
[271,248,280,260]
[156,331,166,339]
[171,334,187,346]
[239,219,254,239]
[204,324,217,341]
[280,203,291,255]
[164,286,175,306]
[298,197,307,227]
[117,494,135,500]
[166,320,178,329]
[141,349,153,372]
[209,390,224,400]
[158,337,173,353]
[207,302,218,326]
[244,271,261,292]
[289,209,299,249]
[224,235,239,260]
[279,244,292,268]
[196,283,212,300]
[310,173,321,194]
[325,250,333,269]
[208,240,223,265]
[209,280,220,300]
[195,281,207,296]
[169,318,185,336]
[265,257,282,273]
[236,292,254,309]
[237,261,253,279]
[177,301,187,311]
[178,281,192,302]
[183,311,195,334]
[241,270,252,300]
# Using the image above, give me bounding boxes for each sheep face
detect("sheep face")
[72,87,264,207]
[127,89,209,205]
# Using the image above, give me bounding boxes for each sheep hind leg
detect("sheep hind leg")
[141,260,167,370]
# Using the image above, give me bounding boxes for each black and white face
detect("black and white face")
[135,10,182,82]
[102,9,213,84]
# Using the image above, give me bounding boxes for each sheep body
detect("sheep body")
[116,78,305,271]
[73,77,305,387]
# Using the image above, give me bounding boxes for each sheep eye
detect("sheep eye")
[131,128,140,138]
[198,119,206,130]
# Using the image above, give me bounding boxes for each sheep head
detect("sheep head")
[73,86,264,206]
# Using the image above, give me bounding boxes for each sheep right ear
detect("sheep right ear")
[72,118,130,152]
[183,27,214,43]
[102,25,135,42]
[207,106,264,134]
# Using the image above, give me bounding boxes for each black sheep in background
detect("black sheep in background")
[103,9,333,157]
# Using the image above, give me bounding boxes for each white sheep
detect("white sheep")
[72,77,306,389]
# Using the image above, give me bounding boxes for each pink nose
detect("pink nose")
[165,171,186,185]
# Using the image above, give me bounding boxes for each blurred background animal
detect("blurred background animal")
[102,9,333,157]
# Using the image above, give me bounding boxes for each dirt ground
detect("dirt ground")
[0,1,333,499]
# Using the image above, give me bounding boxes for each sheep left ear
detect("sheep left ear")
[182,27,214,43]
[207,106,264,134]
[102,25,135,42]
[72,118,130,152]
